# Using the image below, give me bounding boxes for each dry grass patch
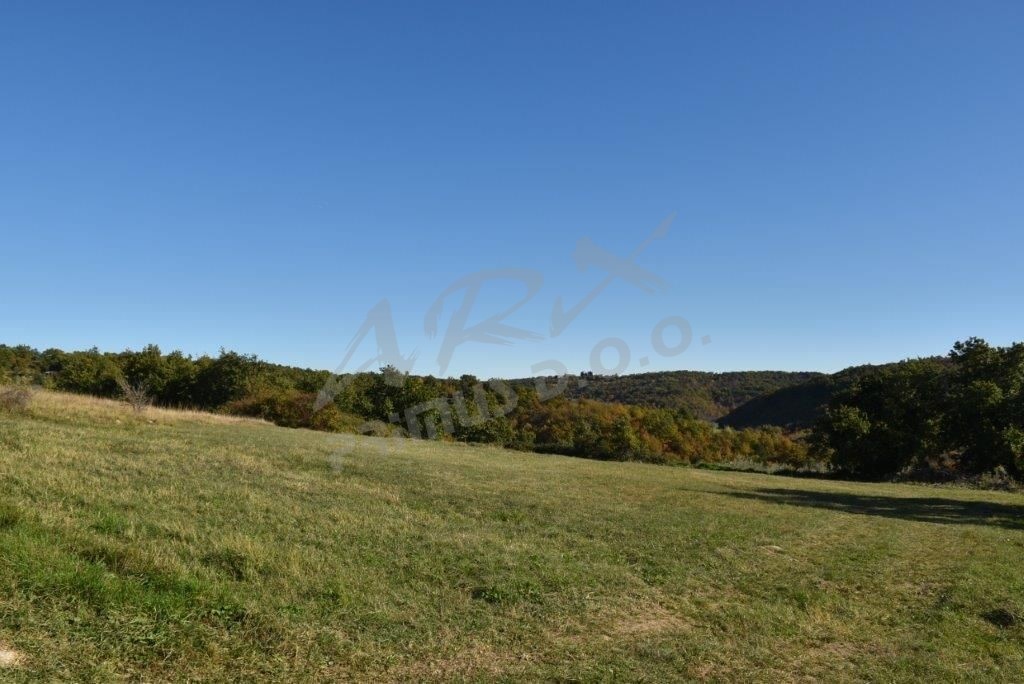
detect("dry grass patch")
[23,387,268,427]
[0,645,26,669]
[607,603,693,637]
[0,386,33,413]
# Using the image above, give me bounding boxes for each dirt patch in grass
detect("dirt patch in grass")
[608,603,693,636]
[393,642,520,680]
[0,645,26,669]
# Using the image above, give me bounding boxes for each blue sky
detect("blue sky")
[2,1,1022,378]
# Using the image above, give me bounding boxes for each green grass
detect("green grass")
[1,390,1023,681]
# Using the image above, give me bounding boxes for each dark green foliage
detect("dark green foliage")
[118,344,171,397]
[811,339,1024,479]
[192,351,260,408]
[720,364,904,430]
[811,359,947,478]
[160,351,201,406]
[946,338,1024,476]
[53,348,121,397]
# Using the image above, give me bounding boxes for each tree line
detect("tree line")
[0,343,809,468]
[9,338,1016,481]
[812,338,1024,479]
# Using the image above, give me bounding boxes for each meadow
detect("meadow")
[1,390,1022,681]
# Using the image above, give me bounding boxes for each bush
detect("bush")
[224,390,362,433]
[0,386,33,414]
[359,419,402,438]
[117,378,153,413]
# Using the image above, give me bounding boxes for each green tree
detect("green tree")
[812,359,947,478]
[947,338,1024,476]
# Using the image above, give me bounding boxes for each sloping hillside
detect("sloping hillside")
[718,361,946,430]
[718,367,874,429]
[0,389,1022,681]
[514,370,822,420]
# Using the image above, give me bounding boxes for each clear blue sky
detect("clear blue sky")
[2,1,1022,378]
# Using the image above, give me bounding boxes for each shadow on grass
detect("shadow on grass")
[694,462,838,480]
[722,487,1024,530]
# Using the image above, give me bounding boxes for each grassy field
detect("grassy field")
[1,390,1022,682]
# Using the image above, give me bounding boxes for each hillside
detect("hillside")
[718,360,947,430]
[0,390,1022,681]
[718,366,876,429]
[513,370,822,421]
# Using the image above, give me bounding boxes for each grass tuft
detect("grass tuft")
[0,502,22,529]
[201,549,256,582]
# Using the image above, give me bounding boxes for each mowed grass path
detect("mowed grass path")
[1,391,1022,681]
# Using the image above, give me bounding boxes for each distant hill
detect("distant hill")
[718,361,945,430]
[512,370,823,421]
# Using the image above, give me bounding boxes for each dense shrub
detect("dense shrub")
[0,386,33,414]
[53,349,121,397]
[811,359,947,478]
[223,390,362,433]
